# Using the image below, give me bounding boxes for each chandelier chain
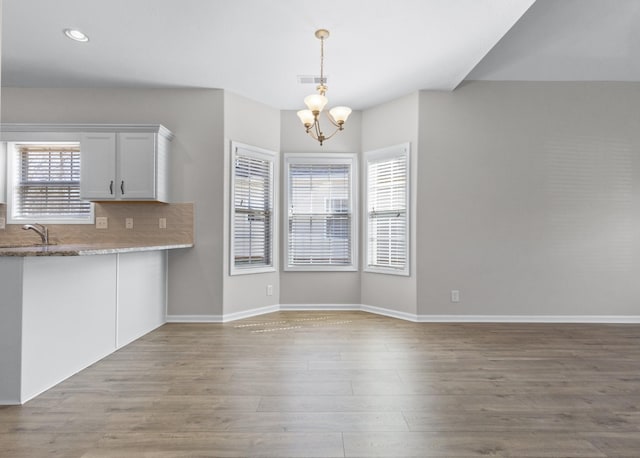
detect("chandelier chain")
[320,36,325,85]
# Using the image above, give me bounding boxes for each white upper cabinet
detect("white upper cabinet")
[79,125,172,202]
[80,133,117,199]
[0,124,174,203]
[118,133,157,200]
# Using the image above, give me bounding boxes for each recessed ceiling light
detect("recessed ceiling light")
[63,28,89,42]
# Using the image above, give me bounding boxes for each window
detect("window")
[7,142,93,224]
[364,144,410,275]
[324,198,349,240]
[285,154,357,271]
[230,142,276,275]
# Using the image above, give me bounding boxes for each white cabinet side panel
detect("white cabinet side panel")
[21,255,117,402]
[0,258,23,404]
[0,142,7,203]
[156,135,170,202]
[117,251,166,348]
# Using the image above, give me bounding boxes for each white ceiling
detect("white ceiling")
[2,0,639,111]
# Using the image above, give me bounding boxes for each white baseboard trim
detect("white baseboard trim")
[416,315,640,323]
[221,305,280,322]
[280,304,360,311]
[166,314,224,323]
[166,305,279,323]
[167,308,640,324]
[360,304,419,322]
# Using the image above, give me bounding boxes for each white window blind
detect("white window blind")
[10,143,92,222]
[231,144,275,274]
[286,155,357,270]
[365,145,409,275]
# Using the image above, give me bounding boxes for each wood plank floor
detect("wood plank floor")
[1,311,640,457]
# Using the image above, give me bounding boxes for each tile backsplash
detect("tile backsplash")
[0,202,194,246]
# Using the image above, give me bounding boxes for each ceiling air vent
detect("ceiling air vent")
[297,75,328,85]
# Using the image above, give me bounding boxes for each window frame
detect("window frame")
[284,153,358,272]
[363,143,410,276]
[6,141,95,225]
[229,141,278,276]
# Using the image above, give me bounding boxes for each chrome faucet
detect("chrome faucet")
[22,223,49,245]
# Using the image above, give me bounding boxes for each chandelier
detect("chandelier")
[297,29,352,146]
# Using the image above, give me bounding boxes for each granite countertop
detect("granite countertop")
[0,242,193,257]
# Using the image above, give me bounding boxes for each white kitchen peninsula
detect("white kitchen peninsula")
[0,244,190,405]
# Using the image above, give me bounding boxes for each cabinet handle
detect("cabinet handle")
[121,181,125,195]
[109,180,114,195]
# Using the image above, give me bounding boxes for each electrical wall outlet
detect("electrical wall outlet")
[451,290,460,303]
[96,217,108,229]
[0,217,5,230]
[266,284,273,296]
[125,217,134,229]
[159,217,167,229]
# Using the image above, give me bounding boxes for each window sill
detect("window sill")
[363,266,410,277]
[284,265,359,272]
[7,216,95,225]
[230,265,277,276]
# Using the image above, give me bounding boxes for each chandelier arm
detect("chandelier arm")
[307,118,317,136]
[324,111,341,128]
[319,125,343,142]
[304,120,320,141]
[314,117,323,140]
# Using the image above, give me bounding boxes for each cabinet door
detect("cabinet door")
[80,133,117,200]
[117,133,156,199]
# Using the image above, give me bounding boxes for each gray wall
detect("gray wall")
[279,109,362,305]
[361,93,419,315]
[4,82,638,319]
[1,88,226,317]
[222,91,281,314]
[0,1,3,201]
[418,81,640,316]
[1,0,2,123]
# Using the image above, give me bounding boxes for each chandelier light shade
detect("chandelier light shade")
[296,109,316,126]
[329,106,352,124]
[298,29,352,146]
